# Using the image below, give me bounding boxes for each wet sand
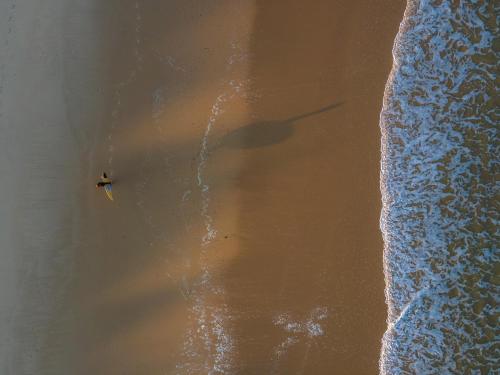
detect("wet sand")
[69,1,404,374]
[0,1,108,373]
[1,0,404,374]
[224,1,406,374]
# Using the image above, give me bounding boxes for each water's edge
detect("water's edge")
[379,0,498,373]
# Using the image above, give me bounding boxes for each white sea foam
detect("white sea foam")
[176,295,235,375]
[176,32,254,373]
[197,92,227,247]
[179,77,249,373]
[272,307,328,363]
[380,0,498,373]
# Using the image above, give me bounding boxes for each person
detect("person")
[96,172,112,188]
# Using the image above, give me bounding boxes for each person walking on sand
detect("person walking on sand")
[96,172,112,188]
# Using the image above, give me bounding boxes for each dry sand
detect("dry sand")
[1,0,404,374]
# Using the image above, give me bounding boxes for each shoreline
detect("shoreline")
[379,0,498,372]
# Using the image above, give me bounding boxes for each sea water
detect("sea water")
[379,0,498,373]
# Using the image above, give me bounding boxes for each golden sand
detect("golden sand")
[45,1,405,373]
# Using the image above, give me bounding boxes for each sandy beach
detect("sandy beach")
[1,0,404,374]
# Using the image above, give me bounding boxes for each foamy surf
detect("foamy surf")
[380,0,498,373]
[178,76,249,374]
[197,92,228,247]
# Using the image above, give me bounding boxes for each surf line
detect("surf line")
[186,83,244,373]
[196,92,228,247]
[271,307,328,374]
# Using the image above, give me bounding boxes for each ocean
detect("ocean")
[380,0,498,373]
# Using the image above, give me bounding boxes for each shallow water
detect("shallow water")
[380,0,498,373]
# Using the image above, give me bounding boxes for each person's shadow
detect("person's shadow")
[216,102,342,149]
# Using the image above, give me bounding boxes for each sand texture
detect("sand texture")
[0,1,404,374]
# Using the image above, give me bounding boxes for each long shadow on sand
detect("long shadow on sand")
[216,102,342,149]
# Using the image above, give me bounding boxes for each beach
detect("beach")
[0,0,404,374]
